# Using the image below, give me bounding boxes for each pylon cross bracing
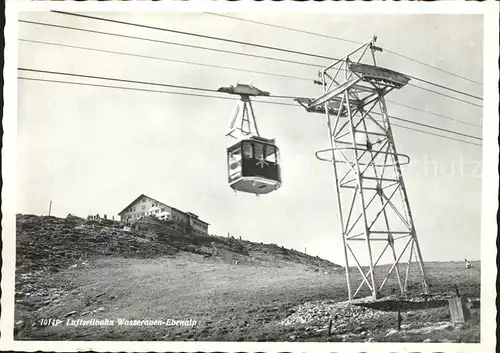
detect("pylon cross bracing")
[299,37,429,301]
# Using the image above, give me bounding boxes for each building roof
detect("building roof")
[188,215,209,225]
[118,194,160,215]
[118,193,210,225]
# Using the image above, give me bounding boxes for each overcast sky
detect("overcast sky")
[17,12,483,264]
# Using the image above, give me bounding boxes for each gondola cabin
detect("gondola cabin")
[227,136,281,195]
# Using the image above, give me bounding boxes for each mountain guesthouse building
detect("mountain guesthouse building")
[118,194,209,236]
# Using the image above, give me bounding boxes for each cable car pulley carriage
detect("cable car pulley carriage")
[218,84,282,195]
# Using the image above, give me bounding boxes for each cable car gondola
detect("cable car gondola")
[219,83,281,195]
[227,136,281,195]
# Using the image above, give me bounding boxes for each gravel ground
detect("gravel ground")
[280,300,391,335]
[14,214,480,342]
[14,255,480,342]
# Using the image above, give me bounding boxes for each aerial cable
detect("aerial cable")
[205,12,483,87]
[19,19,324,69]
[51,11,483,102]
[20,37,481,128]
[17,76,309,111]
[383,100,481,128]
[18,76,481,147]
[204,12,362,45]
[19,68,305,104]
[406,83,482,107]
[23,17,483,104]
[18,76,238,102]
[390,123,481,147]
[51,11,337,61]
[383,48,482,86]
[19,39,312,82]
[18,67,220,94]
[18,68,482,143]
[371,112,482,141]
[406,76,481,101]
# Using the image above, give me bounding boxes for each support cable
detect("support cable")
[19,39,312,82]
[18,72,482,147]
[20,37,481,128]
[205,12,483,87]
[51,11,335,61]
[22,17,483,104]
[18,19,324,69]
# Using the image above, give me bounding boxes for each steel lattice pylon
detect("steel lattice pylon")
[297,37,429,301]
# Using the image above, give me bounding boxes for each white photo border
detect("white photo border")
[2,1,498,352]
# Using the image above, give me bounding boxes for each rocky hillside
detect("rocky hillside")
[16,214,341,276]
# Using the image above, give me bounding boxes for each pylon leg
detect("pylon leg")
[324,102,353,301]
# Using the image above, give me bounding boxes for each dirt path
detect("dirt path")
[16,253,345,341]
[15,255,480,342]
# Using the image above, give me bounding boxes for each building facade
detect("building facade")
[144,206,171,220]
[186,212,209,236]
[118,194,209,235]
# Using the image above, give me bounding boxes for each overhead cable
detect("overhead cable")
[204,12,362,45]
[205,12,483,87]
[51,11,336,60]
[50,11,483,101]
[20,37,481,128]
[406,83,482,108]
[19,39,312,82]
[19,67,220,93]
[384,100,481,128]
[19,19,324,69]
[18,76,482,147]
[384,49,482,86]
[389,123,481,147]
[21,17,483,105]
[18,68,483,142]
[371,112,482,141]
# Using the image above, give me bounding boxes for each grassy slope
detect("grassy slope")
[15,214,339,274]
[15,255,480,341]
[14,214,480,342]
